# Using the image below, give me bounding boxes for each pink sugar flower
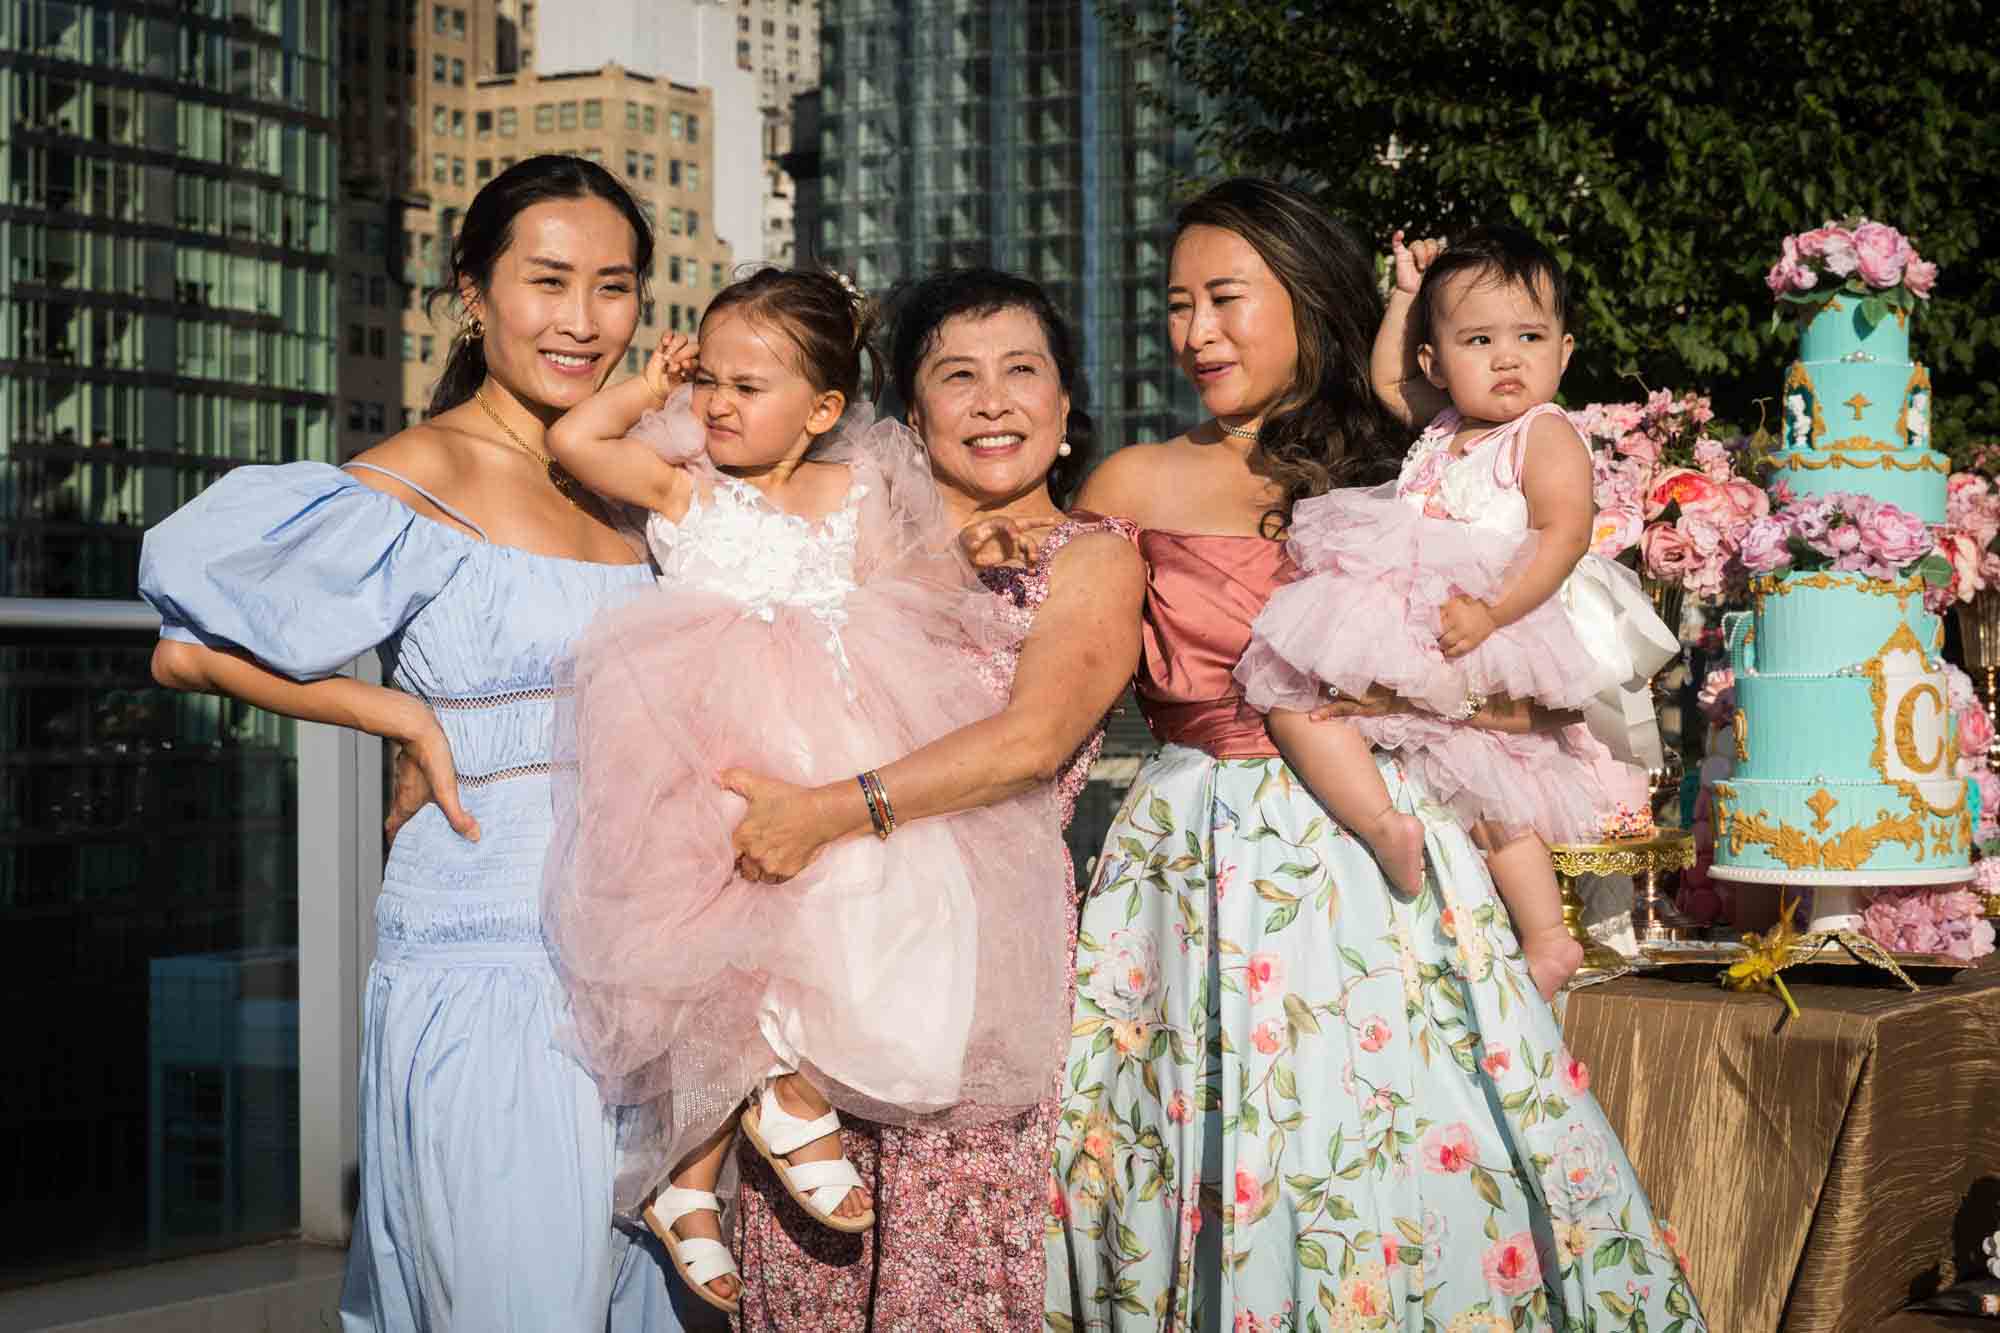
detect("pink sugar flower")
[1853,221,1912,289]
[1905,256,1938,298]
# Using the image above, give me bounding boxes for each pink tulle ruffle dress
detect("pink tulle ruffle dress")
[542,396,1072,1210]
[1236,402,1645,843]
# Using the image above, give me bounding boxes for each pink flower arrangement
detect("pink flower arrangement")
[1572,390,1770,600]
[1928,470,2000,610]
[1860,886,1996,961]
[1732,490,1943,584]
[1767,218,1936,318]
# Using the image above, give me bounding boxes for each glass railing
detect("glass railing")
[0,606,301,1290]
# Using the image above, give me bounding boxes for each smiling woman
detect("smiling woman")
[137,157,695,1332]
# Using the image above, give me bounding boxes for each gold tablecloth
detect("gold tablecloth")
[1562,955,2000,1333]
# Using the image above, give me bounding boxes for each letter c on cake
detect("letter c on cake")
[1893,682,1946,775]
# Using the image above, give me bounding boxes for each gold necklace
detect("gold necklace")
[472,389,588,507]
[1219,419,1260,440]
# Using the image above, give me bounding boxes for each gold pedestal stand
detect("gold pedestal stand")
[1550,831,1700,972]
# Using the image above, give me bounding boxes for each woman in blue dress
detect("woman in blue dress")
[139,157,695,1331]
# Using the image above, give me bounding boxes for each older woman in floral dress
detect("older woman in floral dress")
[718,269,1145,1330]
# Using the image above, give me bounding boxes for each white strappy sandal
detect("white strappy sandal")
[643,1187,740,1315]
[738,1080,876,1234]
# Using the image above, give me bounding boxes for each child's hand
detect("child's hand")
[1438,594,1499,658]
[1391,230,1445,296]
[642,332,699,403]
[958,514,1063,569]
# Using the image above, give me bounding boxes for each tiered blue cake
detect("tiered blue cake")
[1712,297,1972,885]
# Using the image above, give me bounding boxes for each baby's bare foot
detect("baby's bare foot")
[1361,808,1427,896]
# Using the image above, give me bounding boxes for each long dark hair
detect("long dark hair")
[887,268,1093,507]
[701,266,881,402]
[1174,178,1404,531]
[425,155,655,417]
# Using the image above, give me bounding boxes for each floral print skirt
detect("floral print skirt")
[1044,745,1705,1333]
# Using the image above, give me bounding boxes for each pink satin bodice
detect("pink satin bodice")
[1135,530,1293,759]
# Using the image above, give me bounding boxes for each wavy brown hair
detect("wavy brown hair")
[1174,178,1405,533]
[701,266,883,403]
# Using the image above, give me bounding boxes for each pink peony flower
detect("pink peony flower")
[1693,439,1734,481]
[1697,668,1736,724]
[1616,428,1664,466]
[1852,221,1912,289]
[1641,522,1697,581]
[1958,699,1994,760]
[1419,1122,1478,1173]
[1719,478,1772,524]
[1358,1014,1393,1053]
[1590,503,1644,559]
[1862,885,1997,961]
[1905,256,1938,299]
[1807,224,1860,276]
[1856,500,1934,572]
[1737,516,1794,575]
[1244,951,1284,1005]
[1561,1053,1592,1096]
[1646,466,1722,518]
[1250,1018,1285,1056]
[1482,1231,1544,1296]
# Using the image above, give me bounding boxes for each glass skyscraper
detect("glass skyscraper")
[0,0,335,1287]
[809,0,1199,457]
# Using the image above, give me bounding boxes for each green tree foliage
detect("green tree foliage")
[1117,0,2000,449]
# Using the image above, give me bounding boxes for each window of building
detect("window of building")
[642,105,657,133]
[737,40,751,64]
[642,298,656,325]
[433,105,449,135]
[451,157,465,185]
[535,103,553,131]
[787,23,799,38]
[686,115,700,144]
[347,324,365,355]
[451,58,464,85]
[669,305,682,331]
[451,7,465,37]
[711,262,723,287]
[584,148,602,164]
[349,219,368,250]
[642,153,656,181]
[669,159,681,186]
[432,152,447,182]
[500,154,516,169]
[761,18,774,34]
[403,332,415,360]
[451,109,464,137]
[368,327,386,358]
[498,107,517,136]
[687,164,700,190]
[687,210,699,237]
[476,157,492,180]
[475,110,492,137]
[558,101,577,130]
[369,275,387,305]
[684,263,697,289]
[433,54,447,81]
[420,334,435,363]
[349,398,366,429]
[348,272,366,302]
[367,401,386,432]
[669,111,683,140]
[625,149,640,176]
[625,101,639,130]
[433,4,447,34]
[669,256,681,282]
[738,15,750,30]
[419,233,435,263]
[522,2,535,31]
[626,346,639,374]
[583,99,602,129]
[668,207,683,235]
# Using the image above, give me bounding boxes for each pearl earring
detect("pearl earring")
[1057,438,1072,458]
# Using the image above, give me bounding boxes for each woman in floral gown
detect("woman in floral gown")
[718,269,1147,1330]
[1045,179,1705,1333]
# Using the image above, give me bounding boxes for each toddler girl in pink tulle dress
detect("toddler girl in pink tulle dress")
[539,268,1070,1315]
[1235,225,1672,1000]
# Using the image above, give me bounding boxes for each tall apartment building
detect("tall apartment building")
[0,0,336,1283]
[733,0,820,266]
[808,0,1199,459]
[332,1,737,454]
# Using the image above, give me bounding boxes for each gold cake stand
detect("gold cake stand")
[1551,830,1700,972]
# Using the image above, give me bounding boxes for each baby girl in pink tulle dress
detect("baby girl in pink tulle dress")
[539,268,1070,1315]
[1236,225,1671,999]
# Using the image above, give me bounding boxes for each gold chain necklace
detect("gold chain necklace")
[472,389,589,507]
[1219,419,1260,440]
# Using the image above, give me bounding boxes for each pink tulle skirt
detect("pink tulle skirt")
[1236,486,1632,844]
[543,580,1072,1210]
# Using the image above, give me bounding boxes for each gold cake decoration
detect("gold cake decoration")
[1805,788,1839,833]
[1771,451,1948,474]
[1842,391,1873,420]
[1733,708,1749,762]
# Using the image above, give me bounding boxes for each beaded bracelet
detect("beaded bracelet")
[1443,691,1488,723]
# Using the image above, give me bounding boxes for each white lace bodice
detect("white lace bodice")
[645,471,866,638]
[1393,407,1558,535]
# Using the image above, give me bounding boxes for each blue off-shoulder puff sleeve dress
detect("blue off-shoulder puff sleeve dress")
[139,461,697,1333]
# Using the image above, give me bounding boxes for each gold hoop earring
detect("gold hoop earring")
[461,313,484,343]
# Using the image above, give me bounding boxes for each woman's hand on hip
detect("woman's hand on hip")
[721,768,843,883]
[383,700,479,848]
